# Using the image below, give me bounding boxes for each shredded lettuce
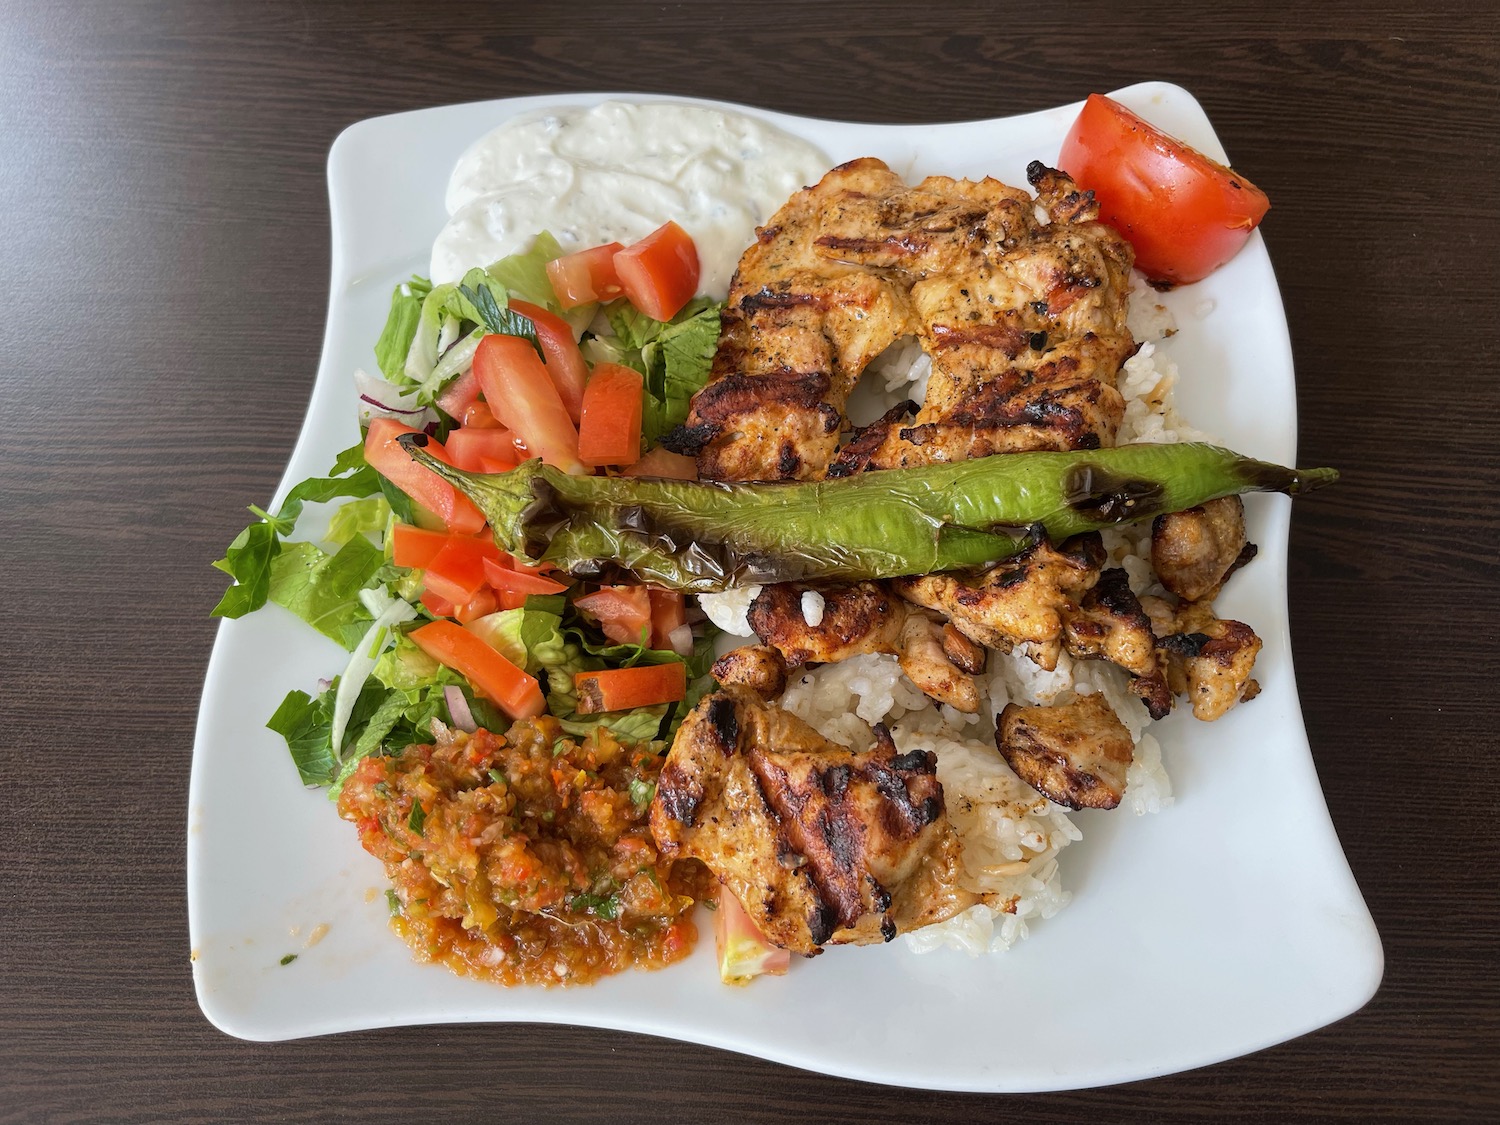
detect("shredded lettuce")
[605,298,722,445]
[373,276,432,382]
[483,231,565,310]
[325,495,390,546]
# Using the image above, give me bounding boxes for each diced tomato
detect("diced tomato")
[461,400,504,429]
[648,589,686,651]
[494,589,531,611]
[614,221,699,321]
[481,557,569,597]
[363,418,486,536]
[574,586,652,646]
[436,366,482,418]
[574,662,687,713]
[445,427,521,473]
[390,523,450,569]
[420,589,456,618]
[478,455,518,474]
[577,363,644,467]
[453,586,499,624]
[715,887,790,984]
[409,619,545,719]
[423,534,504,606]
[510,299,588,424]
[472,333,584,474]
[1058,93,1270,285]
[623,446,698,480]
[546,242,625,309]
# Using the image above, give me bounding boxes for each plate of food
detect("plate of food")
[188,82,1382,1091]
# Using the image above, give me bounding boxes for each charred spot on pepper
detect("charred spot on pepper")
[1063,464,1168,523]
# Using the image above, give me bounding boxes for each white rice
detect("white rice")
[698,276,1190,952]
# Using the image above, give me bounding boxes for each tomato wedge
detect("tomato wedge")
[390,523,450,569]
[648,589,686,652]
[510,299,588,423]
[436,366,482,419]
[614,221,700,321]
[472,333,584,474]
[444,427,520,473]
[460,400,504,429]
[577,363,644,467]
[452,586,499,625]
[364,418,486,536]
[716,886,790,984]
[1058,93,1270,285]
[546,242,625,309]
[574,662,687,713]
[409,619,545,719]
[481,556,569,598]
[574,586,652,646]
[423,534,504,605]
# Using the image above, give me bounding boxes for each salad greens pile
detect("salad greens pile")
[212,233,723,795]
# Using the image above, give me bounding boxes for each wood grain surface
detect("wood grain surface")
[2,0,1497,1121]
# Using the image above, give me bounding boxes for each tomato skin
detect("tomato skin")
[574,662,687,713]
[481,556,569,597]
[509,299,589,424]
[409,619,545,719]
[1058,93,1270,285]
[577,363,645,467]
[364,418,486,536]
[546,243,625,308]
[472,333,584,474]
[614,222,700,321]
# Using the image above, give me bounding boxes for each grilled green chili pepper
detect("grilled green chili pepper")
[398,434,1336,593]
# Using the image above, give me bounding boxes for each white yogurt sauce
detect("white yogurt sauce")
[431,101,830,297]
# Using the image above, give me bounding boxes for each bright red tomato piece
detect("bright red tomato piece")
[363,418,486,536]
[472,333,584,474]
[546,242,625,309]
[577,363,644,467]
[444,427,520,474]
[510,299,588,423]
[1058,93,1270,285]
[614,221,699,321]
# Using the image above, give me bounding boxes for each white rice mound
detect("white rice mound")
[698,278,1191,954]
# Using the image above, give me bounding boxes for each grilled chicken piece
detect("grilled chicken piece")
[667,158,915,481]
[711,644,788,702]
[1062,567,1173,719]
[746,581,981,712]
[895,534,1106,672]
[1141,597,1263,721]
[841,162,1136,472]
[996,693,1134,810]
[650,687,975,954]
[1152,496,1257,602]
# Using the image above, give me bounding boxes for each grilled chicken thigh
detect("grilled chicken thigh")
[745,582,982,713]
[1151,495,1257,603]
[997,694,1135,811]
[650,686,974,955]
[1141,596,1263,721]
[666,158,914,482]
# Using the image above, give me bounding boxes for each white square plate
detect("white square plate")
[188,82,1382,1091]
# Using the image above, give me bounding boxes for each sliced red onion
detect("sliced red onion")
[354,368,438,429]
[668,624,695,657]
[358,392,426,417]
[444,685,478,732]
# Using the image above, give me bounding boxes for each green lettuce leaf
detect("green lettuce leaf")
[374,276,432,382]
[325,495,390,546]
[211,443,382,619]
[484,231,565,310]
[266,536,386,651]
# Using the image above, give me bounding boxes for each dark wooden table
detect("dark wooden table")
[4,1,1497,1120]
